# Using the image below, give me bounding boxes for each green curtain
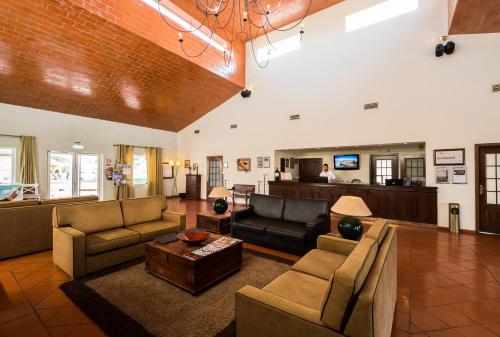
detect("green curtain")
[19,136,37,184]
[147,147,163,196]
[116,144,134,200]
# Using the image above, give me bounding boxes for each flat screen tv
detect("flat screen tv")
[334,154,360,170]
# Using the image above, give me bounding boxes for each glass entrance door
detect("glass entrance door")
[78,154,99,196]
[49,152,74,198]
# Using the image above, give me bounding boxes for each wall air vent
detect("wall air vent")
[493,84,500,93]
[290,114,300,120]
[230,124,238,129]
[194,129,200,134]
[364,103,379,110]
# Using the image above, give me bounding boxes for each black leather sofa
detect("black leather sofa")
[231,194,331,256]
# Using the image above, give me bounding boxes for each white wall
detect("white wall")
[177,0,500,230]
[0,103,177,200]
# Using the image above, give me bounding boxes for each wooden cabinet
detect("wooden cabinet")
[185,174,201,200]
[268,181,438,225]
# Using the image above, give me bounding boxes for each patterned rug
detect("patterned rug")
[60,249,293,337]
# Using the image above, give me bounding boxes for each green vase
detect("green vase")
[338,216,363,240]
[213,198,228,214]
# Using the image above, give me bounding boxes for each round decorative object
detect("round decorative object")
[177,231,209,245]
[213,198,228,214]
[338,216,363,240]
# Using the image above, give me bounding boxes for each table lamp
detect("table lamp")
[208,187,232,214]
[331,196,372,240]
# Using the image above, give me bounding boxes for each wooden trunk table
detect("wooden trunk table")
[145,233,242,294]
[196,212,232,234]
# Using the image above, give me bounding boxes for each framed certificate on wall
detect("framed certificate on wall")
[433,148,465,166]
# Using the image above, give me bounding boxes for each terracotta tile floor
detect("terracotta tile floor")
[0,199,499,337]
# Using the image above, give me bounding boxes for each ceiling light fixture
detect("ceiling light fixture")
[151,0,311,68]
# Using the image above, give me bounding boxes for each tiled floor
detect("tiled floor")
[0,199,499,337]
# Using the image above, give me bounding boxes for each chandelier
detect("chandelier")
[155,0,311,68]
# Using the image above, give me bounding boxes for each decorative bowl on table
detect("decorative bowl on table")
[177,231,209,245]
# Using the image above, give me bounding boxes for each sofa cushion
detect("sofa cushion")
[249,194,285,220]
[320,237,378,331]
[365,219,389,245]
[266,221,307,245]
[235,215,277,229]
[53,200,124,234]
[292,249,347,280]
[121,196,168,226]
[263,270,329,311]
[283,198,330,224]
[127,220,180,242]
[86,228,140,255]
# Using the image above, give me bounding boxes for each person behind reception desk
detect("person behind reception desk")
[319,163,336,183]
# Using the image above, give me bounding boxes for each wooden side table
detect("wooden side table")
[197,212,232,234]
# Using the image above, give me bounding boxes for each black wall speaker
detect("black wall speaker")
[436,41,455,57]
[241,89,252,98]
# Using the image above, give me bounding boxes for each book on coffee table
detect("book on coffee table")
[187,237,241,258]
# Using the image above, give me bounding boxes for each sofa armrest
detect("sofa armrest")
[317,235,358,256]
[52,227,86,279]
[231,207,254,222]
[162,211,186,230]
[236,285,325,337]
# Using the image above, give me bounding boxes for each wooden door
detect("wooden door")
[299,158,323,183]
[370,154,399,185]
[476,144,500,234]
[207,156,223,199]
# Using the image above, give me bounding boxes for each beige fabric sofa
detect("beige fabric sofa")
[0,196,99,260]
[236,219,397,337]
[52,196,186,279]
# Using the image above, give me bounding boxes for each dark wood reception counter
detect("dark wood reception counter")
[268,181,437,225]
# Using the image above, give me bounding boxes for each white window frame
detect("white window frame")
[0,147,16,184]
[47,151,102,199]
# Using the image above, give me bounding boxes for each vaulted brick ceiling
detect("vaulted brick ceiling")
[0,0,343,132]
[448,0,500,34]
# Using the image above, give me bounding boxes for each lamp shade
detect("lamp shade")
[331,196,372,217]
[208,186,232,199]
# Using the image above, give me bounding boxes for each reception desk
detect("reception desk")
[268,181,437,225]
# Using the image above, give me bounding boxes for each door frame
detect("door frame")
[369,154,399,185]
[475,143,500,233]
[206,155,223,200]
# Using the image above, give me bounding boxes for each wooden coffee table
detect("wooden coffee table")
[197,211,232,234]
[145,233,243,294]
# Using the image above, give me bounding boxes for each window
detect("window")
[346,0,419,32]
[370,154,398,185]
[0,147,16,184]
[256,34,302,63]
[133,148,148,185]
[48,152,101,198]
[404,157,425,186]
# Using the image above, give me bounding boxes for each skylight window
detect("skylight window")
[256,34,302,63]
[345,0,419,32]
[141,0,225,53]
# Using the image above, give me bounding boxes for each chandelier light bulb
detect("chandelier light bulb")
[243,11,248,21]
[178,32,183,43]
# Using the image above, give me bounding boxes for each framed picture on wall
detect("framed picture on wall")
[223,162,228,169]
[435,167,450,184]
[434,148,465,166]
[285,159,289,168]
[184,160,191,168]
[257,157,264,168]
[295,159,299,165]
[290,158,295,169]
[452,166,467,184]
[263,157,270,168]
[237,158,251,172]
[162,163,174,179]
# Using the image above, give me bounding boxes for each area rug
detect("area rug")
[60,249,293,337]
